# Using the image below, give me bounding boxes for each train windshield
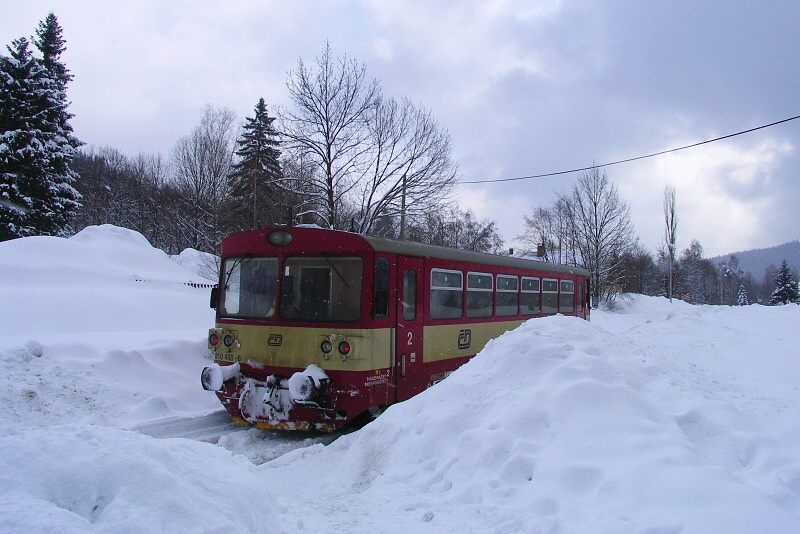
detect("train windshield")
[220,256,279,318]
[279,256,363,322]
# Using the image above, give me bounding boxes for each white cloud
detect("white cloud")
[617,137,793,255]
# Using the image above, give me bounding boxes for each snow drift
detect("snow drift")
[1,225,800,533]
[265,304,800,532]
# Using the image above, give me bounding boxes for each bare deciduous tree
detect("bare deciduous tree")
[354,96,458,234]
[406,207,504,253]
[171,105,238,251]
[518,197,575,264]
[559,166,637,306]
[664,184,677,301]
[280,43,456,233]
[280,42,379,229]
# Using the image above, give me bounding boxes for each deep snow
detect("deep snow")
[1,225,800,533]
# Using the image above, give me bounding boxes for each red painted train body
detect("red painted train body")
[202,227,590,431]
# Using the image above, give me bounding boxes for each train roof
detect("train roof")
[223,227,590,278]
[360,233,590,277]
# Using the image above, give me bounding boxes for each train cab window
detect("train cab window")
[279,256,363,322]
[374,258,390,319]
[220,257,279,318]
[560,280,575,313]
[496,275,519,317]
[542,278,559,314]
[430,269,463,320]
[467,272,493,318]
[521,277,540,315]
[402,270,417,321]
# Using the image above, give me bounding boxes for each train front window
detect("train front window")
[220,257,279,318]
[279,256,363,322]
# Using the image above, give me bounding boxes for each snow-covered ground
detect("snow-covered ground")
[2,225,800,533]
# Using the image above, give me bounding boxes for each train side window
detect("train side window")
[402,269,417,321]
[374,258,390,319]
[467,272,493,318]
[521,277,540,315]
[560,279,575,313]
[496,275,519,317]
[430,269,463,320]
[542,278,559,314]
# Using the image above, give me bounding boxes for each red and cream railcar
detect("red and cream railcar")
[202,227,590,431]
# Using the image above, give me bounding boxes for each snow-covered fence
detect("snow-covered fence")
[133,277,217,289]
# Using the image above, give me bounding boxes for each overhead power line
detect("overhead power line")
[459,114,800,185]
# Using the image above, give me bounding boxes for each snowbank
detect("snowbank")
[264,301,800,532]
[0,425,282,534]
[0,226,284,532]
[0,225,215,342]
[171,246,219,282]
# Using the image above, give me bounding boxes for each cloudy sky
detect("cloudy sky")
[3,0,799,256]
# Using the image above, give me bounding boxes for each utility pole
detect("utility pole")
[399,173,407,239]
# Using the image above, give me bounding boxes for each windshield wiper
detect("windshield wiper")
[223,254,251,288]
[322,253,349,287]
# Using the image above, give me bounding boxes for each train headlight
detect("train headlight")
[223,334,235,347]
[267,229,293,247]
[320,340,332,354]
[338,341,351,356]
[209,332,219,346]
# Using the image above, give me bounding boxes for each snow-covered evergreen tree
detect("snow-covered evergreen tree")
[736,284,749,306]
[228,97,282,230]
[768,260,799,305]
[35,13,71,92]
[0,13,80,241]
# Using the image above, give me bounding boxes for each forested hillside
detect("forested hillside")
[711,240,800,278]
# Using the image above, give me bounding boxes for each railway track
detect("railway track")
[131,410,245,443]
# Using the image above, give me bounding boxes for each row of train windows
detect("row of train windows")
[428,268,575,320]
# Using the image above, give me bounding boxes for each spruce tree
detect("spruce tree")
[768,260,799,305]
[736,284,749,306]
[0,13,80,240]
[35,13,71,91]
[34,13,81,157]
[229,98,282,230]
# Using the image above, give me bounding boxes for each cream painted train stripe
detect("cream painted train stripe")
[212,323,394,372]
[422,320,524,362]
[212,319,526,371]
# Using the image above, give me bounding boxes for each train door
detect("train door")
[395,256,425,401]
